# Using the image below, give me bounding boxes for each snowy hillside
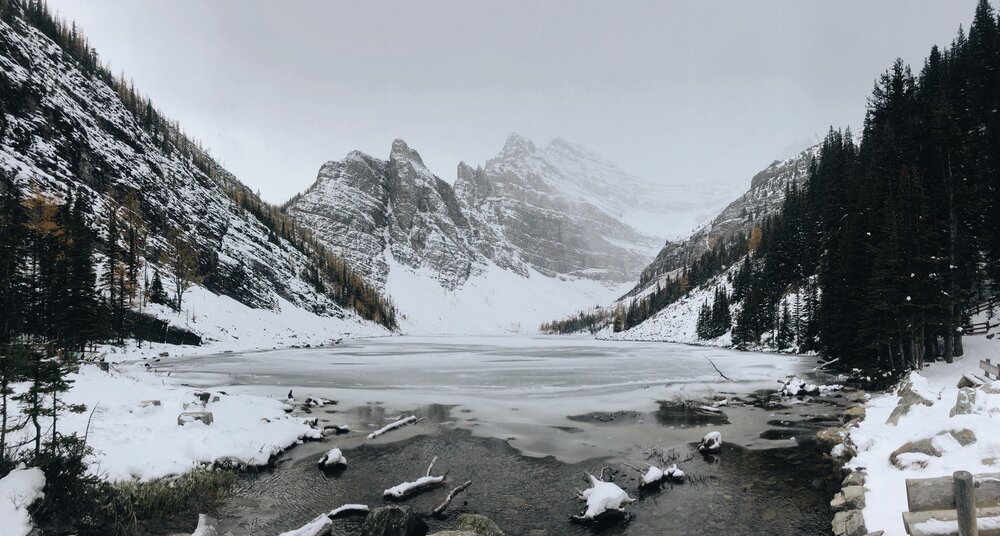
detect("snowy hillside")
[0,9,390,345]
[626,145,818,298]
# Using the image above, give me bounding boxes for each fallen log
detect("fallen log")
[383,456,447,499]
[432,480,473,517]
[278,513,332,536]
[368,415,421,439]
[327,504,369,518]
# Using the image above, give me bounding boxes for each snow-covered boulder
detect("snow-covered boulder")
[575,473,634,520]
[318,448,346,468]
[698,431,722,454]
[779,376,820,397]
[177,411,214,426]
[640,464,685,487]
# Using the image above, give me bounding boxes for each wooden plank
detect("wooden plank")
[907,474,1000,512]
[903,507,1000,536]
[959,373,986,388]
[981,360,999,379]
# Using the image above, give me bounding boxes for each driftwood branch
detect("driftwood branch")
[704,357,732,382]
[383,457,448,499]
[327,504,369,518]
[367,415,422,439]
[432,480,473,517]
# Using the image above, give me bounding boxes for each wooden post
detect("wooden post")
[954,470,978,536]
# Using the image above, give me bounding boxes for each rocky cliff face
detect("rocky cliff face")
[0,8,386,332]
[287,134,663,294]
[286,140,522,290]
[455,134,661,282]
[626,146,819,298]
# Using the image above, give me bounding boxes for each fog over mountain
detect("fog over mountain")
[46,0,978,225]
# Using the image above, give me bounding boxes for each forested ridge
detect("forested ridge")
[730,0,999,370]
[552,0,1000,374]
[0,0,397,346]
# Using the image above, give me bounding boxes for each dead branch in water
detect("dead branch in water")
[432,480,473,517]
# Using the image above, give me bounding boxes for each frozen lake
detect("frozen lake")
[155,336,844,535]
[158,336,822,461]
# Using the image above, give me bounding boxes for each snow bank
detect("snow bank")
[0,466,45,536]
[6,366,321,482]
[387,258,630,335]
[848,335,1000,535]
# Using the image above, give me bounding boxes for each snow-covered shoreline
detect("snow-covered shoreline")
[842,333,1000,536]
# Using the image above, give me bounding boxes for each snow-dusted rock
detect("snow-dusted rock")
[318,448,346,468]
[831,509,867,536]
[360,505,427,536]
[576,473,634,520]
[950,387,977,417]
[779,376,820,397]
[698,431,722,453]
[640,464,685,486]
[885,375,936,425]
[177,411,214,426]
[831,486,865,512]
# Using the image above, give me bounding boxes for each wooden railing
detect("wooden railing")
[904,471,1000,535]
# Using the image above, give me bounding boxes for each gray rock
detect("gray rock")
[361,505,428,536]
[843,405,866,421]
[831,486,866,512]
[139,400,161,408]
[950,387,977,417]
[885,379,934,425]
[429,532,478,536]
[454,514,504,536]
[842,471,866,487]
[177,412,214,426]
[889,438,940,469]
[831,509,867,536]
[942,428,977,446]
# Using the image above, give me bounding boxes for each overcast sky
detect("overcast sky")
[48,1,980,204]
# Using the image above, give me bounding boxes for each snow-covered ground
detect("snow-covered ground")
[103,283,389,363]
[848,331,1000,535]
[5,362,324,483]
[604,276,735,346]
[387,259,630,335]
[0,466,45,536]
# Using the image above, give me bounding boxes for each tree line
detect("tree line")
[702,0,1000,371]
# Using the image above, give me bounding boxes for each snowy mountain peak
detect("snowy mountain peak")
[389,138,425,166]
[501,132,537,154]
